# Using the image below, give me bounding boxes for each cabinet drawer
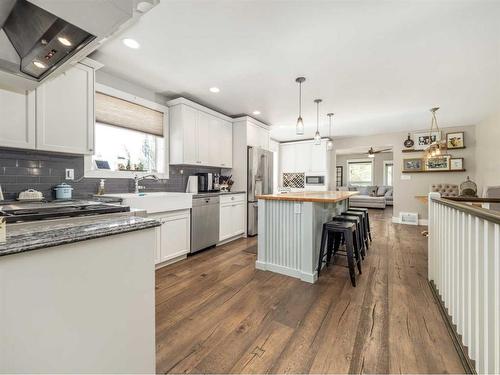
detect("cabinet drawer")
[220,193,245,205]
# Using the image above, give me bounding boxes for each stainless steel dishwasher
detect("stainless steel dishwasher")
[191,196,220,253]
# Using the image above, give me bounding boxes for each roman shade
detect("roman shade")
[95,92,164,136]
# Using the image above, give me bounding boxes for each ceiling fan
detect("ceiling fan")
[367,147,392,158]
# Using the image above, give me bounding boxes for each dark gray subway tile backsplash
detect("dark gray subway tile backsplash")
[0,148,221,201]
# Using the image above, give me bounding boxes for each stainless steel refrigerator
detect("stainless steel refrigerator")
[247,146,274,236]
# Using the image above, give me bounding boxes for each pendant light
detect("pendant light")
[313,99,322,145]
[326,113,334,151]
[424,107,447,160]
[295,77,306,135]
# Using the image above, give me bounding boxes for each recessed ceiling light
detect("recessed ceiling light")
[33,61,46,69]
[209,87,220,93]
[122,38,140,49]
[57,36,72,46]
[252,110,261,115]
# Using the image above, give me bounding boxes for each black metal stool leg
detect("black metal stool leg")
[317,224,328,277]
[353,230,362,274]
[345,232,357,287]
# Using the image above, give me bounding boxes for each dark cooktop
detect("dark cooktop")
[0,200,130,224]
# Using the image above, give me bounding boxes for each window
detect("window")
[347,160,373,186]
[93,123,165,173]
[85,84,168,178]
[384,161,394,186]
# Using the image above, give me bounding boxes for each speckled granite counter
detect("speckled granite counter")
[0,216,160,257]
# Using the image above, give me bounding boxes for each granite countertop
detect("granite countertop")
[256,191,358,203]
[193,191,246,198]
[0,216,160,258]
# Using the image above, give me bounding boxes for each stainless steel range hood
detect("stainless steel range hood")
[0,0,158,92]
[0,0,95,85]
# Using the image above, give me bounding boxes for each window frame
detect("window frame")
[346,158,374,186]
[383,160,394,186]
[84,83,169,179]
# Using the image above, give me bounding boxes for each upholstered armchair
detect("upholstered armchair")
[431,184,459,197]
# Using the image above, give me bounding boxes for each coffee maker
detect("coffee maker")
[195,173,213,192]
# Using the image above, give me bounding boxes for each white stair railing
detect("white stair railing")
[428,192,500,374]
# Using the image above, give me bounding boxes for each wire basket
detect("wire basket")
[459,176,478,197]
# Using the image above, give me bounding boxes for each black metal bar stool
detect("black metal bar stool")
[317,221,361,287]
[347,207,372,242]
[331,215,365,259]
[340,211,369,252]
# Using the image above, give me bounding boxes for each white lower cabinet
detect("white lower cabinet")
[152,209,190,265]
[219,194,246,242]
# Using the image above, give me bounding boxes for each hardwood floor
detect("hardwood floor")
[155,208,465,374]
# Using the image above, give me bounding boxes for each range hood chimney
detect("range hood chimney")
[0,0,95,82]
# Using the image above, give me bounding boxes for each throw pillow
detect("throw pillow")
[368,186,377,197]
[358,186,369,195]
[385,189,393,197]
[377,186,388,196]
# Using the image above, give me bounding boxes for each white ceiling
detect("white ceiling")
[93,0,500,141]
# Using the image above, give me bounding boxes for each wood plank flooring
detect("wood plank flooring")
[155,208,465,374]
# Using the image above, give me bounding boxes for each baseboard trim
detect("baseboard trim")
[428,280,476,374]
[255,261,317,284]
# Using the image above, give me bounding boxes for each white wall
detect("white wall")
[96,70,167,105]
[475,111,500,194]
[332,125,476,220]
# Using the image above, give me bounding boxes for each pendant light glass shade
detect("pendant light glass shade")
[326,112,334,151]
[314,99,322,145]
[424,107,447,161]
[295,77,305,135]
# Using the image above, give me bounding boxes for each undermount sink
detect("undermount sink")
[100,192,193,214]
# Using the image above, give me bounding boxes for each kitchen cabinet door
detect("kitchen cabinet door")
[158,211,190,263]
[0,88,36,149]
[219,203,234,241]
[218,120,233,168]
[207,115,222,167]
[181,105,198,165]
[280,143,296,172]
[232,202,245,236]
[294,143,310,172]
[36,63,95,154]
[310,140,327,171]
[196,111,211,165]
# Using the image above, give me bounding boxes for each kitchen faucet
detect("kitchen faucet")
[134,174,159,194]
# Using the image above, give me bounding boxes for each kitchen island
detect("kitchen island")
[0,216,160,373]
[255,191,358,283]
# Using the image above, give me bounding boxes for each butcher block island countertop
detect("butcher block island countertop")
[256,190,358,203]
[256,190,357,283]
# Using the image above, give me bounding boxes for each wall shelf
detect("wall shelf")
[402,146,466,153]
[402,169,466,173]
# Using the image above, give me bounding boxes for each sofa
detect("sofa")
[339,185,393,209]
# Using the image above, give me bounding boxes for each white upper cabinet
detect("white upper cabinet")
[247,123,269,150]
[0,62,96,154]
[280,140,328,173]
[168,98,233,168]
[0,89,36,150]
[36,63,95,154]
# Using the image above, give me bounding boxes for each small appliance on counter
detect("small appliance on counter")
[186,176,198,193]
[213,174,221,191]
[17,189,44,202]
[196,173,213,192]
[54,183,73,200]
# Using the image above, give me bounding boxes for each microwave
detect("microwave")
[305,174,325,185]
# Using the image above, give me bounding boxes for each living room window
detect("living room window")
[347,159,373,186]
